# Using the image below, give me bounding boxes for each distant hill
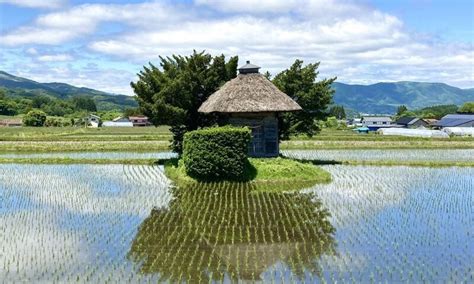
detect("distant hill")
[0,71,137,111]
[332,81,474,114]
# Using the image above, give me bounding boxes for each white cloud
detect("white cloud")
[37,53,73,62]
[1,0,472,91]
[0,0,65,9]
[195,0,300,13]
[0,2,183,46]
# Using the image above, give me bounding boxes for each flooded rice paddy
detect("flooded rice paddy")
[0,151,177,160]
[2,149,474,163]
[0,163,473,282]
[283,149,474,163]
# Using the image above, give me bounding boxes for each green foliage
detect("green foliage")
[396,105,408,116]
[72,96,97,112]
[98,110,123,121]
[123,107,141,117]
[328,105,346,119]
[415,104,458,119]
[23,110,47,127]
[273,59,336,139]
[324,116,339,128]
[0,99,18,115]
[458,102,474,113]
[131,51,239,153]
[44,117,71,127]
[182,126,251,180]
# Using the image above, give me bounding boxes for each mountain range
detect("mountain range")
[332,81,474,114]
[0,71,137,111]
[1,71,472,114]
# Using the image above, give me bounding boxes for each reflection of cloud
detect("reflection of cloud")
[0,164,172,282]
[306,165,412,226]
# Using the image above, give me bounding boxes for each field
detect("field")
[0,126,473,282]
[0,127,473,153]
[1,163,472,282]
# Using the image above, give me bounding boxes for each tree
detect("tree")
[415,104,458,119]
[396,105,408,116]
[131,51,238,153]
[32,95,52,108]
[123,107,142,117]
[0,99,18,115]
[325,116,339,128]
[23,110,47,127]
[328,105,346,119]
[272,60,336,139]
[72,96,97,112]
[458,102,474,113]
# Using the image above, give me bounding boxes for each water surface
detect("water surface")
[0,163,472,282]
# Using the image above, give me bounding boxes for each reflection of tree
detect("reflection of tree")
[128,183,336,282]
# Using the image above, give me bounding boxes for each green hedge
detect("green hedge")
[183,126,251,180]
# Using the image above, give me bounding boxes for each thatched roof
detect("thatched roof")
[198,73,302,113]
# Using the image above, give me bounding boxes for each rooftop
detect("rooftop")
[238,60,260,74]
[198,66,301,113]
[435,114,474,127]
[362,116,392,122]
[396,116,419,125]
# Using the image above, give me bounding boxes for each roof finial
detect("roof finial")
[238,61,261,74]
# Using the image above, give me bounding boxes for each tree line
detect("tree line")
[396,102,474,120]
[131,51,336,153]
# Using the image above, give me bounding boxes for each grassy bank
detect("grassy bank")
[2,139,473,152]
[164,157,332,192]
[0,155,471,168]
[0,127,472,152]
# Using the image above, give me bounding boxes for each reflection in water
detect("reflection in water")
[128,183,336,282]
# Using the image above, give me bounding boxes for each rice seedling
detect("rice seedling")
[0,161,472,282]
[282,149,474,163]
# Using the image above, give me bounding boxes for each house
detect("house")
[424,118,439,127]
[0,118,22,127]
[361,116,393,131]
[434,114,474,128]
[88,114,100,128]
[346,118,362,127]
[129,116,150,127]
[198,61,302,157]
[102,117,133,127]
[395,117,429,128]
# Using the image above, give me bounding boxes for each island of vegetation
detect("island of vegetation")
[163,126,331,192]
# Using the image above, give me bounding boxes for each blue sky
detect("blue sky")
[0,0,472,95]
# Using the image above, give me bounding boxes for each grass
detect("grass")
[164,157,332,192]
[0,127,472,152]
[0,141,170,152]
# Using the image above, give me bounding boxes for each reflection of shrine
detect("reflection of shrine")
[128,183,336,282]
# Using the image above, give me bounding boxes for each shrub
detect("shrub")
[44,117,68,127]
[183,126,251,180]
[23,110,47,127]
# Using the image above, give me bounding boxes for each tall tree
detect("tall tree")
[458,102,474,113]
[131,51,238,153]
[273,60,336,139]
[396,105,408,116]
[328,105,346,119]
[72,96,97,112]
